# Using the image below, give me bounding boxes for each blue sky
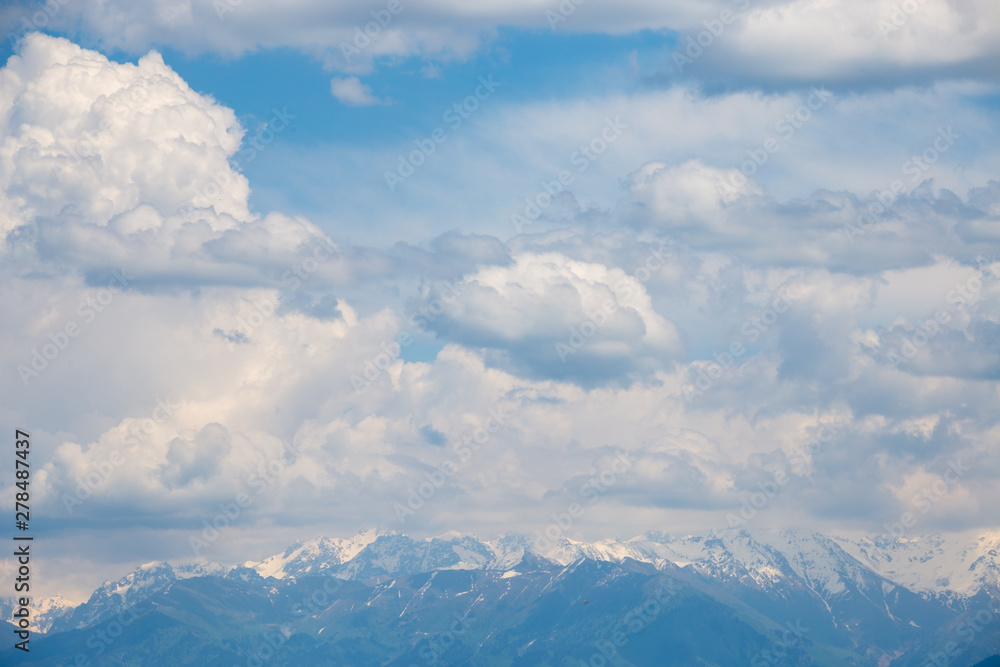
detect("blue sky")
[151,28,678,244]
[0,0,999,602]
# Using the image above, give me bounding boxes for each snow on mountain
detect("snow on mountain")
[538,529,860,594]
[738,529,882,597]
[247,527,388,579]
[47,561,179,632]
[0,594,75,634]
[648,530,801,589]
[33,558,233,634]
[538,535,665,571]
[246,529,536,581]
[833,531,1000,599]
[482,533,534,570]
[30,594,74,619]
[532,527,1000,602]
[92,561,177,606]
[18,527,998,641]
[332,533,502,580]
[174,561,231,579]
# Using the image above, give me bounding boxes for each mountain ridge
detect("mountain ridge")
[4,527,998,666]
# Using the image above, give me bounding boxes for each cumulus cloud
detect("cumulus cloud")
[626,160,762,233]
[419,251,684,385]
[2,29,999,604]
[0,35,248,231]
[623,157,1000,274]
[330,76,382,106]
[0,33,352,287]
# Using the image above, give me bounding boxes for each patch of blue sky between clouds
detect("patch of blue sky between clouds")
[157,28,672,147]
[151,28,674,228]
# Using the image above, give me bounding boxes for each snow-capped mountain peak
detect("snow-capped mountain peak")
[246,526,391,579]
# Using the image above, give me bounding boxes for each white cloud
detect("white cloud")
[421,251,684,384]
[3,0,998,84]
[0,34,350,284]
[2,31,999,604]
[626,160,762,232]
[0,35,247,235]
[248,81,1000,252]
[691,0,1000,85]
[330,76,382,106]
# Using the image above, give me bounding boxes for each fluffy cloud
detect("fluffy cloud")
[623,157,1000,274]
[0,35,248,230]
[676,0,1000,87]
[419,251,684,385]
[1,32,999,603]
[330,76,383,106]
[0,33,347,285]
[626,160,762,233]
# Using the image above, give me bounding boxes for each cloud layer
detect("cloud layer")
[4,0,998,86]
[0,25,997,602]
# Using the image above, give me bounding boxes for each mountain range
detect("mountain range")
[3,527,999,665]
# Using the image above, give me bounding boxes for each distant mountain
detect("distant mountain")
[0,594,73,634]
[2,555,831,666]
[3,527,998,665]
[834,532,1000,603]
[248,527,387,578]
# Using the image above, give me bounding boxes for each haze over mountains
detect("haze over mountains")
[5,527,999,665]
